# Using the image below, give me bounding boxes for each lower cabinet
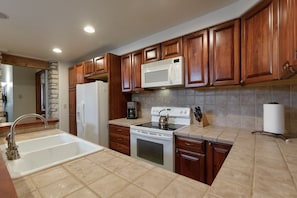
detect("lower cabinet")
[175,136,206,183]
[109,124,130,155]
[206,141,232,185]
[175,135,232,185]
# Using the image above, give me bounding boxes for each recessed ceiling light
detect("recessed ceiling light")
[84,25,95,33]
[53,48,62,53]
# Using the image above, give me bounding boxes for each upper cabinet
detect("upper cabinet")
[279,0,297,78]
[209,19,240,86]
[83,59,94,77]
[94,55,108,74]
[68,66,77,89]
[241,0,279,84]
[161,37,183,59]
[121,53,132,92]
[143,44,161,63]
[75,62,85,84]
[183,29,209,88]
[121,50,144,92]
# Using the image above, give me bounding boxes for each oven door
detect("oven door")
[130,129,174,171]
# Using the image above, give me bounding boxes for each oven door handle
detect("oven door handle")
[130,130,172,141]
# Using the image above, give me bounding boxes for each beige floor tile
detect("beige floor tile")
[111,184,154,198]
[18,190,41,198]
[253,176,297,198]
[100,156,131,172]
[13,176,36,197]
[215,166,252,187]
[64,157,110,184]
[86,150,115,164]
[38,176,83,198]
[115,162,149,182]
[133,169,175,195]
[89,173,129,198]
[254,164,292,183]
[209,179,251,198]
[30,166,70,188]
[284,155,297,173]
[64,187,98,198]
[158,180,207,198]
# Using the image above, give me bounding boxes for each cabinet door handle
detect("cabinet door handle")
[208,142,212,146]
[117,137,123,141]
[185,142,194,146]
[116,129,122,132]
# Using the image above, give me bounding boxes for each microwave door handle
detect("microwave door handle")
[168,65,173,83]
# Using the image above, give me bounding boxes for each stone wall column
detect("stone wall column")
[48,62,59,119]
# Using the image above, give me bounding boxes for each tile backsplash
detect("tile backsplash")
[132,79,297,135]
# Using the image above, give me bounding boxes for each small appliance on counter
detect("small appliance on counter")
[127,101,138,119]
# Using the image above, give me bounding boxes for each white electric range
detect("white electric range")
[130,106,191,171]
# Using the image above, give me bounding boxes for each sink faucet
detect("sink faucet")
[6,113,48,160]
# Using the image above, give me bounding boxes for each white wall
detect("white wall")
[58,61,71,132]
[13,66,37,120]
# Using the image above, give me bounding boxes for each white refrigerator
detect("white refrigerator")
[76,81,109,147]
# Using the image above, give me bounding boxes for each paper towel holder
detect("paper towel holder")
[251,102,290,142]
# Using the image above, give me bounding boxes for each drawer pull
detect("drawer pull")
[117,137,123,141]
[185,142,194,146]
[116,129,122,132]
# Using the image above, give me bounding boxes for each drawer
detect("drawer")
[175,136,205,153]
[110,141,130,155]
[109,124,130,136]
[110,132,130,145]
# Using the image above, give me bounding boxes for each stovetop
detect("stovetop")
[136,122,185,131]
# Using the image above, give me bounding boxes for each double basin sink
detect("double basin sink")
[0,132,104,179]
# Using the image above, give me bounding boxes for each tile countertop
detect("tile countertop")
[2,123,297,197]
[108,117,150,127]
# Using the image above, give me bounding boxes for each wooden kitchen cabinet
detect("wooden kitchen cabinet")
[209,19,240,86]
[75,62,85,84]
[68,66,77,89]
[83,59,94,77]
[206,141,232,185]
[121,53,132,92]
[121,50,144,92]
[175,136,206,183]
[161,37,183,59]
[241,0,279,84]
[109,124,130,155]
[279,0,297,78]
[183,29,209,87]
[94,55,108,74]
[143,44,161,63]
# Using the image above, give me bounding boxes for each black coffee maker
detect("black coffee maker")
[127,102,138,119]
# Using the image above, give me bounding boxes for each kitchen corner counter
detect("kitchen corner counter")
[2,127,297,197]
[176,125,297,197]
[108,117,150,127]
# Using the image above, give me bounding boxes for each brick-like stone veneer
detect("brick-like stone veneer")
[132,79,297,136]
[48,62,59,119]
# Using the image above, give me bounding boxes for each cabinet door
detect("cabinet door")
[131,50,143,91]
[279,0,297,78]
[161,37,183,59]
[209,19,240,86]
[121,54,132,92]
[175,149,206,183]
[69,89,77,136]
[183,29,209,87]
[143,44,161,63]
[76,62,85,84]
[241,0,279,84]
[83,59,94,77]
[94,55,108,74]
[206,141,232,185]
[109,124,130,155]
[68,66,76,89]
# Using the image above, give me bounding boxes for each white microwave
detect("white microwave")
[141,56,184,88]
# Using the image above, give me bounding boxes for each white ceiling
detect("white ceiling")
[0,0,239,62]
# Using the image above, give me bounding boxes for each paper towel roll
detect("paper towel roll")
[263,104,285,134]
